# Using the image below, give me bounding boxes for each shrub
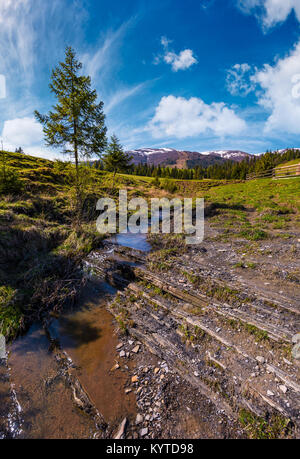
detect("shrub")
[0,167,23,194]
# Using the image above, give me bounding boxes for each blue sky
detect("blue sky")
[1,0,300,159]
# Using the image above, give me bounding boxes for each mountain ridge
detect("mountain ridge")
[126,147,300,169]
[126,148,252,169]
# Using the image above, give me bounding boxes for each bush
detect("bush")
[161,179,177,194]
[0,167,23,194]
[152,176,160,188]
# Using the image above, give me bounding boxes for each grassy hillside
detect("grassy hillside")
[0,151,299,339]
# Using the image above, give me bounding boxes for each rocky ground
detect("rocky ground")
[84,211,300,439]
[1,209,299,439]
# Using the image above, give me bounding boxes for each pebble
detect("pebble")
[256,356,265,364]
[292,333,300,344]
[140,428,148,437]
[267,390,274,397]
[110,363,120,372]
[136,414,143,425]
[194,371,200,377]
[154,368,160,375]
[131,375,139,383]
[120,350,126,358]
[128,340,134,345]
[116,343,123,350]
[279,385,288,394]
[125,388,132,394]
[132,345,140,354]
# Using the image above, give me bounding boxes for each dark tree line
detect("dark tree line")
[113,149,300,181]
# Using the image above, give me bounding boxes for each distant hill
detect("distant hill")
[126,148,252,169]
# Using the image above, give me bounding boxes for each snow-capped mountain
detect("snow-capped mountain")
[127,148,252,169]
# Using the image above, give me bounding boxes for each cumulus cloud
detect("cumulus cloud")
[164,49,198,72]
[226,63,256,96]
[149,95,246,139]
[252,40,300,133]
[1,117,43,147]
[237,0,300,30]
[155,36,197,71]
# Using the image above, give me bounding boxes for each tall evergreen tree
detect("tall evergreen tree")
[35,46,107,215]
[102,135,132,189]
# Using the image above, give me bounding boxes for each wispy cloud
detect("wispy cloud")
[226,63,256,96]
[81,16,137,82]
[105,82,148,113]
[0,0,88,153]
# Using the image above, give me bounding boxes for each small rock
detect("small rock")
[116,343,123,350]
[125,388,132,394]
[143,367,149,373]
[140,427,148,437]
[136,414,143,425]
[292,333,300,344]
[154,368,160,375]
[292,343,300,360]
[194,371,200,377]
[131,375,139,383]
[132,345,140,354]
[279,385,288,394]
[267,390,274,397]
[110,363,120,372]
[128,340,134,345]
[256,356,265,364]
[119,350,126,358]
[114,418,128,439]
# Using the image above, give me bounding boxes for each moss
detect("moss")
[239,409,291,439]
[0,286,23,340]
[225,317,269,342]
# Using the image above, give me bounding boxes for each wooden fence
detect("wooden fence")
[246,163,300,180]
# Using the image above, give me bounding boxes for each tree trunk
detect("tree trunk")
[112,170,116,191]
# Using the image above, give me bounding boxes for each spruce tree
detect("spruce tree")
[35,46,107,216]
[102,135,132,189]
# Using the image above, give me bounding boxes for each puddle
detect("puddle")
[8,324,95,439]
[50,280,137,426]
[110,231,151,252]
[4,231,148,438]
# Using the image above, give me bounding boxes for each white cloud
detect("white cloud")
[164,49,198,72]
[155,36,198,71]
[149,95,246,139]
[252,40,300,133]
[237,0,300,29]
[226,63,256,96]
[1,117,43,147]
[161,36,172,48]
